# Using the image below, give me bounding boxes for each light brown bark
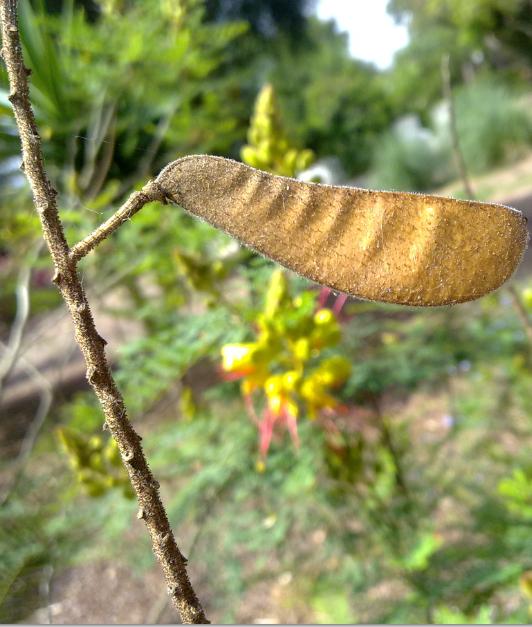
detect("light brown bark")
[0,1,208,622]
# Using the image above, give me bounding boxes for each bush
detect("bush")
[455,76,532,174]
[369,113,453,191]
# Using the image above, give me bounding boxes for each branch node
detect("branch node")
[87,365,99,385]
[37,201,49,215]
[123,448,135,462]
[151,478,160,490]
[97,332,108,346]
[51,270,62,285]
[167,583,180,596]
[158,532,171,545]
[137,507,146,520]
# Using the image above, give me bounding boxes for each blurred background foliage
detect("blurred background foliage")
[1,0,532,623]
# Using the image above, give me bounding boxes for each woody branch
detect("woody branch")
[0,0,208,622]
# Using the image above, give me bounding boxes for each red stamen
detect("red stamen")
[332,292,348,316]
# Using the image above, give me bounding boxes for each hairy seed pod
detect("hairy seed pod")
[156,155,528,307]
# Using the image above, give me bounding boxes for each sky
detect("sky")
[315,0,410,69]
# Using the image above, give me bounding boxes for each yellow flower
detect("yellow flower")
[520,571,532,599]
[282,370,301,391]
[241,83,314,177]
[221,343,258,372]
[314,356,351,386]
[314,308,334,326]
[292,337,310,362]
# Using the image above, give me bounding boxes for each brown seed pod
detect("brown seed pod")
[156,155,528,307]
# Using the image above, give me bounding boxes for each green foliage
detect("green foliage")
[388,0,532,113]
[117,306,246,414]
[454,77,532,173]
[433,604,493,624]
[498,467,532,519]
[270,18,395,175]
[371,76,532,190]
[2,0,532,623]
[369,117,452,191]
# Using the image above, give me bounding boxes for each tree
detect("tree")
[387,0,532,113]
[204,0,314,40]
[270,18,395,175]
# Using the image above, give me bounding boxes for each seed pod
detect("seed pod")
[156,155,528,307]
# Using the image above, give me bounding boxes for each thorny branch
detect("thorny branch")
[0,0,208,622]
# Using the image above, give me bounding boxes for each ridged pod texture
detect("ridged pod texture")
[157,155,528,307]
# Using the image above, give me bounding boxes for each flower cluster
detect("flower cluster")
[221,270,351,460]
[57,427,133,498]
[241,83,314,177]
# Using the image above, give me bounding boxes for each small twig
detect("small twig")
[371,397,412,502]
[0,1,207,622]
[40,564,54,625]
[508,284,532,345]
[0,342,54,506]
[441,54,475,198]
[69,180,166,263]
[0,241,43,396]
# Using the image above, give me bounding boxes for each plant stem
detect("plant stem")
[69,180,165,263]
[371,397,411,502]
[0,1,208,622]
[441,54,475,198]
[508,284,532,346]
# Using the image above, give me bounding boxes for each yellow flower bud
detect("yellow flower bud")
[292,337,310,361]
[264,269,288,319]
[88,435,103,451]
[282,370,300,391]
[522,288,532,310]
[381,332,398,345]
[265,374,283,396]
[314,308,334,326]
[520,571,532,599]
[285,399,299,418]
[221,343,257,372]
[268,394,283,414]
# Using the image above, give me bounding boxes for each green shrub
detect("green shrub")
[455,76,532,174]
[369,115,452,191]
[370,75,532,191]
